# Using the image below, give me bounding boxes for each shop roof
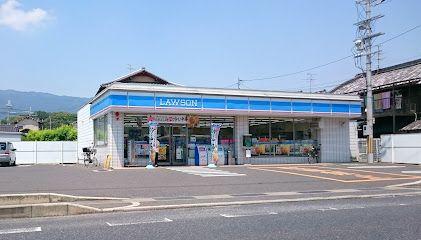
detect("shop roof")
[95,68,178,95]
[400,120,421,132]
[0,125,19,132]
[331,58,421,95]
[91,82,361,103]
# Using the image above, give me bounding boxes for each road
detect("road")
[1,195,421,240]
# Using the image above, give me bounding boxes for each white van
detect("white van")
[0,142,17,166]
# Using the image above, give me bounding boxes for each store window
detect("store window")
[94,115,108,146]
[249,118,318,157]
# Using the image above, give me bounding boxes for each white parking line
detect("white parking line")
[167,167,245,177]
[348,166,406,169]
[401,171,421,174]
[0,227,42,235]
[318,207,339,211]
[220,212,278,218]
[106,218,173,226]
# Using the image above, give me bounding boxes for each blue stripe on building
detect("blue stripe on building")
[90,93,362,117]
[128,95,155,107]
[203,98,226,109]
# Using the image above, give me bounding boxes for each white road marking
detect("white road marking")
[166,167,245,177]
[0,227,42,235]
[92,169,113,172]
[318,207,339,211]
[328,189,361,193]
[263,192,301,196]
[401,171,421,174]
[220,212,278,218]
[194,194,234,200]
[387,180,421,188]
[317,207,366,211]
[348,166,406,169]
[106,218,173,226]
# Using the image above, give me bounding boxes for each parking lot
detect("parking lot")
[0,163,420,199]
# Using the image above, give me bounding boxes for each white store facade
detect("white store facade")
[78,69,361,168]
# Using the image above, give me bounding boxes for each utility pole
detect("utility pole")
[237,77,241,89]
[6,100,12,125]
[354,0,384,164]
[127,64,134,73]
[307,73,316,93]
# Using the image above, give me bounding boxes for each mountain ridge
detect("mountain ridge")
[0,89,90,117]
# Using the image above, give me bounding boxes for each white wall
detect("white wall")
[109,111,124,168]
[77,104,93,162]
[349,121,358,161]
[381,133,421,164]
[0,132,22,142]
[12,141,77,164]
[234,116,249,164]
[319,118,351,163]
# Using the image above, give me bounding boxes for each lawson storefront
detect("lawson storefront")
[77,70,361,168]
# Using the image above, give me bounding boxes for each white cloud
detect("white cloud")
[0,0,49,31]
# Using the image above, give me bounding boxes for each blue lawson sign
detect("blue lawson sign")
[156,96,202,109]
[90,93,362,117]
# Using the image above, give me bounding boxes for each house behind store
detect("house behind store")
[331,58,421,137]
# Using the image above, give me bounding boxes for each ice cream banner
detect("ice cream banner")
[210,123,222,165]
[148,121,158,165]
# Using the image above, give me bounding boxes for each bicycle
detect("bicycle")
[82,147,98,167]
[307,145,319,164]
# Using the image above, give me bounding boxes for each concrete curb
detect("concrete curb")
[0,203,100,219]
[2,190,421,219]
[102,190,421,213]
[0,193,127,206]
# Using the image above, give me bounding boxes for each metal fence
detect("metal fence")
[357,138,381,162]
[11,141,77,165]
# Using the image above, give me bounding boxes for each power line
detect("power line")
[236,23,421,83]
[379,24,421,45]
[240,55,353,82]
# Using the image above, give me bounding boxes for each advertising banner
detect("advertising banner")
[210,123,222,166]
[148,121,158,166]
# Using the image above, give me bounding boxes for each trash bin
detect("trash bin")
[227,150,234,165]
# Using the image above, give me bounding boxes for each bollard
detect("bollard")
[104,154,112,169]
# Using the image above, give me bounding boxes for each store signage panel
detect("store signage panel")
[249,100,270,111]
[147,114,188,124]
[109,95,128,106]
[227,99,249,110]
[90,90,361,118]
[312,103,331,113]
[128,95,155,107]
[292,101,312,112]
[156,96,202,109]
[271,101,291,112]
[202,98,226,109]
[332,104,350,113]
[350,104,361,114]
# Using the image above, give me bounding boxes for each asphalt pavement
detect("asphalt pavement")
[1,194,420,240]
[1,163,420,199]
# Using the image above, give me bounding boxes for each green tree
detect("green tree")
[34,111,50,122]
[49,112,76,129]
[23,125,77,141]
[0,115,25,124]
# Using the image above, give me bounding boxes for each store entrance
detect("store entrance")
[157,125,187,166]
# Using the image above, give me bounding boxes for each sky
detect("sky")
[0,0,420,98]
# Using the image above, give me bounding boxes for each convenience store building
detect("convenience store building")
[77,69,361,168]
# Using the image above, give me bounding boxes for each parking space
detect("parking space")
[249,164,421,183]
